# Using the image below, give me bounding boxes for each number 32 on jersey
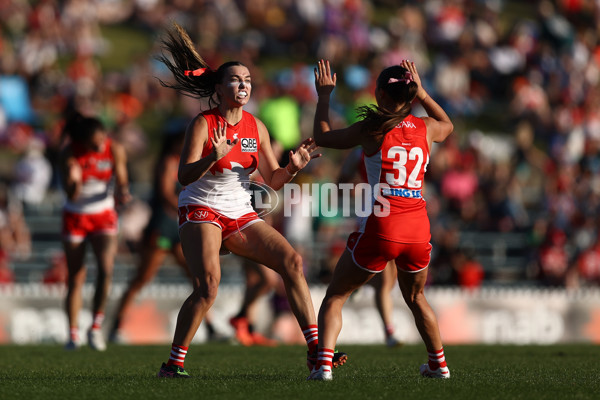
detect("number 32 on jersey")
[384,145,429,189]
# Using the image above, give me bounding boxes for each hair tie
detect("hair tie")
[388,71,414,85]
[184,67,213,77]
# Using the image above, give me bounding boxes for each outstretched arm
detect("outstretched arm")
[313,59,363,149]
[158,154,180,212]
[59,146,81,201]
[111,141,132,205]
[402,60,453,146]
[256,117,321,191]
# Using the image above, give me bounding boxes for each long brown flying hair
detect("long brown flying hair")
[156,23,245,108]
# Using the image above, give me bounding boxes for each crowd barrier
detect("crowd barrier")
[1,284,598,345]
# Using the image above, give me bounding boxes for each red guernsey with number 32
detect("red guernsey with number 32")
[362,114,431,244]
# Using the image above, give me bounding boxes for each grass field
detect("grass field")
[1,343,598,400]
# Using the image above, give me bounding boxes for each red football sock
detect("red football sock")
[69,327,79,342]
[166,343,189,368]
[302,325,318,354]
[315,348,334,372]
[91,312,104,330]
[428,348,447,370]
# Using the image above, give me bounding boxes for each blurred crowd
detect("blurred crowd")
[1,0,600,288]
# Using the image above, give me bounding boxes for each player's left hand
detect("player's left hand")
[287,138,321,173]
[314,59,337,97]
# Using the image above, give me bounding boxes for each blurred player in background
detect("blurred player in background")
[59,112,131,351]
[229,168,285,347]
[228,258,279,346]
[308,59,453,380]
[370,262,403,347]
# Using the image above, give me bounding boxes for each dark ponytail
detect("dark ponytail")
[357,65,419,137]
[156,23,245,108]
[62,112,104,144]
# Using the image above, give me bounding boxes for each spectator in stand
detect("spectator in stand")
[452,249,484,289]
[536,226,571,287]
[12,136,52,211]
[575,237,600,287]
[0,182,31,262]
[42,251,68,285]
[0,249,15,284]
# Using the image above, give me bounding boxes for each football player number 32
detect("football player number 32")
[385,145,429,189]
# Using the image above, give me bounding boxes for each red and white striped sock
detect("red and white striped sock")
[70,327,79,342]
[166,344,188,368]
[428,348,447,370]
[302,325,318,354]
[315,348,334,373]
[91,312,104,330]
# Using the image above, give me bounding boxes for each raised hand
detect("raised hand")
[401,59,427,101]
[287,137,321,173]
[210,122,238,160]
[314,59,337,97]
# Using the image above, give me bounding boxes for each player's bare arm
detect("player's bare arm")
[313,59,364,149]
[59,146,81,201]
[159,154,180,211]
[111,140,131,205]
[256,116,320,191]
[401,60,453,147]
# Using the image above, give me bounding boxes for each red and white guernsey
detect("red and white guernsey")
[362,114,431,243]
[64,138,115,214]
[178,108,260,219]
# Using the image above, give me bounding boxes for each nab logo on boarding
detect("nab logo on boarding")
[241,138,258,152]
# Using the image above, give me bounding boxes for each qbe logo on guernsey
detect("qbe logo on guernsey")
[241,138,258,152]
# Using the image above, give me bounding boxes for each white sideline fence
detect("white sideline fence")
[0,284,599,345]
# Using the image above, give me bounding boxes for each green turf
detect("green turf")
[0,344,598,399]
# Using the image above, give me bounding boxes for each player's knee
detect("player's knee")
[282,252,304,279]
[402,289,425,308]
[196,274,220,303]
[189,287,218,311]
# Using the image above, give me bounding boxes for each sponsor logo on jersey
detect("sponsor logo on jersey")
[381,187,422,199]
[227,133,239,145]
[96,160,112,171]
[192,210,210,220]
[241,138,258,152]
[396,120,417,129]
